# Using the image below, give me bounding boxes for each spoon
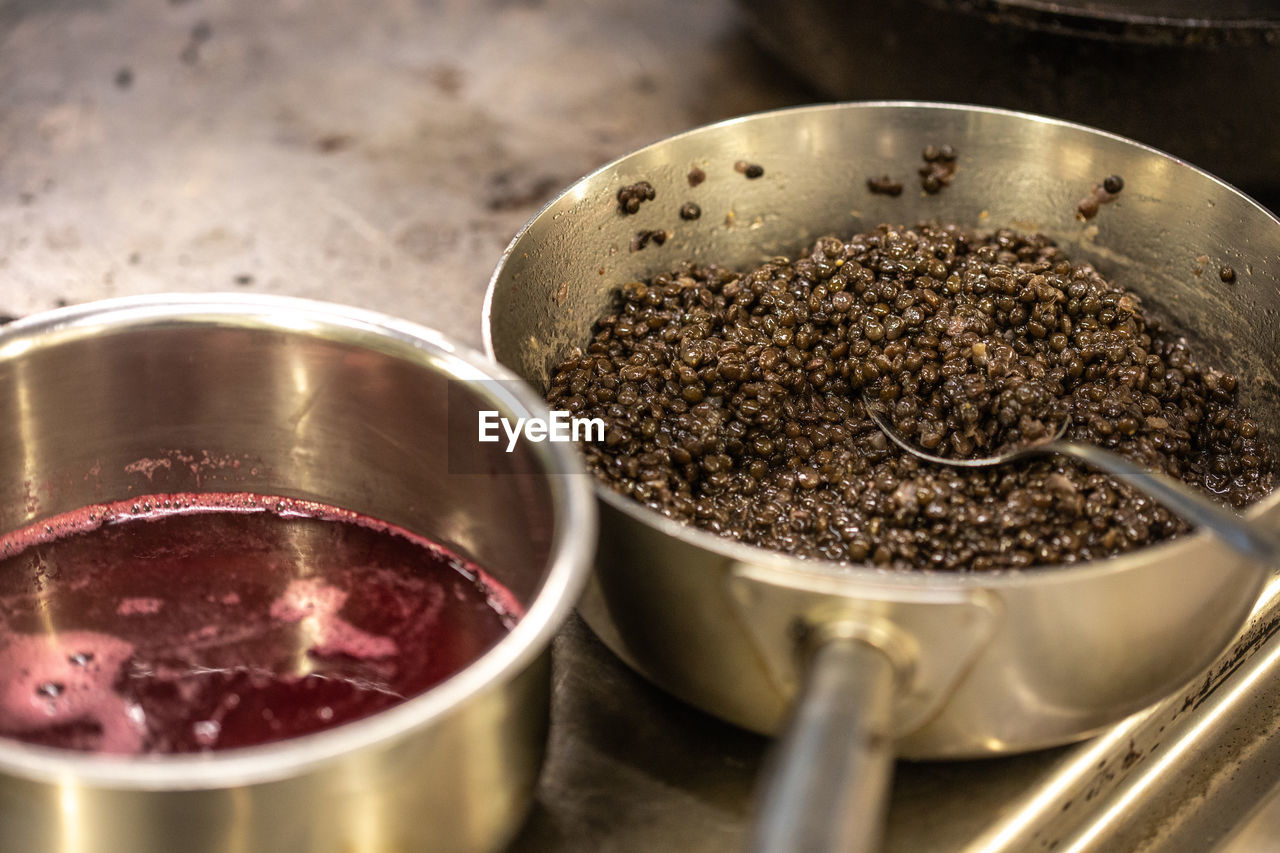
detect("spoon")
[862,397,1280,564]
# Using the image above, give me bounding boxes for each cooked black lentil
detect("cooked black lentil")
[867,176,904,197]
[1220,266,1237,283]
[735,161,765,179]
[546,223,1274,571]
[630,229,668,252]
[617,181,656,215]
[1077,177,1123,220]
[918,146,958,194]
[680,202,702,221]
[923,145,957,163]
[688,167,706,187]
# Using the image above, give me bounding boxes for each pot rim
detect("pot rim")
[481,99,1280,595]
[0,293,597,788]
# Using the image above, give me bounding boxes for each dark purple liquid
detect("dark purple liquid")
[0,494,522,755]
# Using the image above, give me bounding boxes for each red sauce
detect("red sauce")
[0,493,522,755]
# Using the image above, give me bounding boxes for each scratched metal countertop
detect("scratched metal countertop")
[1,2,1278,851]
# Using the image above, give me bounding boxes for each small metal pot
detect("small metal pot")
[484,102,1280,851]
[0,295,596,853]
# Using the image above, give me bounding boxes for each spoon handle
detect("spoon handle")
[1052,440,1280,565]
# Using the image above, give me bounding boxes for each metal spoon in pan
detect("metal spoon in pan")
[862,396,1280,564]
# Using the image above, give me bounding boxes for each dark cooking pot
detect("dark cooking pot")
[736,0,1280,203]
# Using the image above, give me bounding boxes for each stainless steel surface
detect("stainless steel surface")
[0,295,596,853]
[0,0,798,325]
[749,637,897,853]
[863,402,1280,564]
[485,101,1280,755]
[966,572,1280,853]
[6,1,1280,850]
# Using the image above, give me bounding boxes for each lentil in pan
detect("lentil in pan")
[545,224,1274,571]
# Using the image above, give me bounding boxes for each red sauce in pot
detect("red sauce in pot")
[0,493,522,754]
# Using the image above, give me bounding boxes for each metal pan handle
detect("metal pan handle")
[748,631,899,853]
[727,563,1001,853]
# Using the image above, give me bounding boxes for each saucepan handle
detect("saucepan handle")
[726,562,1002,853]
[748,634,899,853]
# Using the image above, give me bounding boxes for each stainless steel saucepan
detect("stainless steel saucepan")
[483,103,1280,851]
[0,295,596,853]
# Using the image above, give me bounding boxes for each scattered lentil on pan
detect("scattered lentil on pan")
[866,176,904,197]
[919,146,958,194]
[617,181,656,214]
[1076,195,1101,220]
[630,229,668,252]
[1077,174,1124,220]
[546,223,1274,571]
